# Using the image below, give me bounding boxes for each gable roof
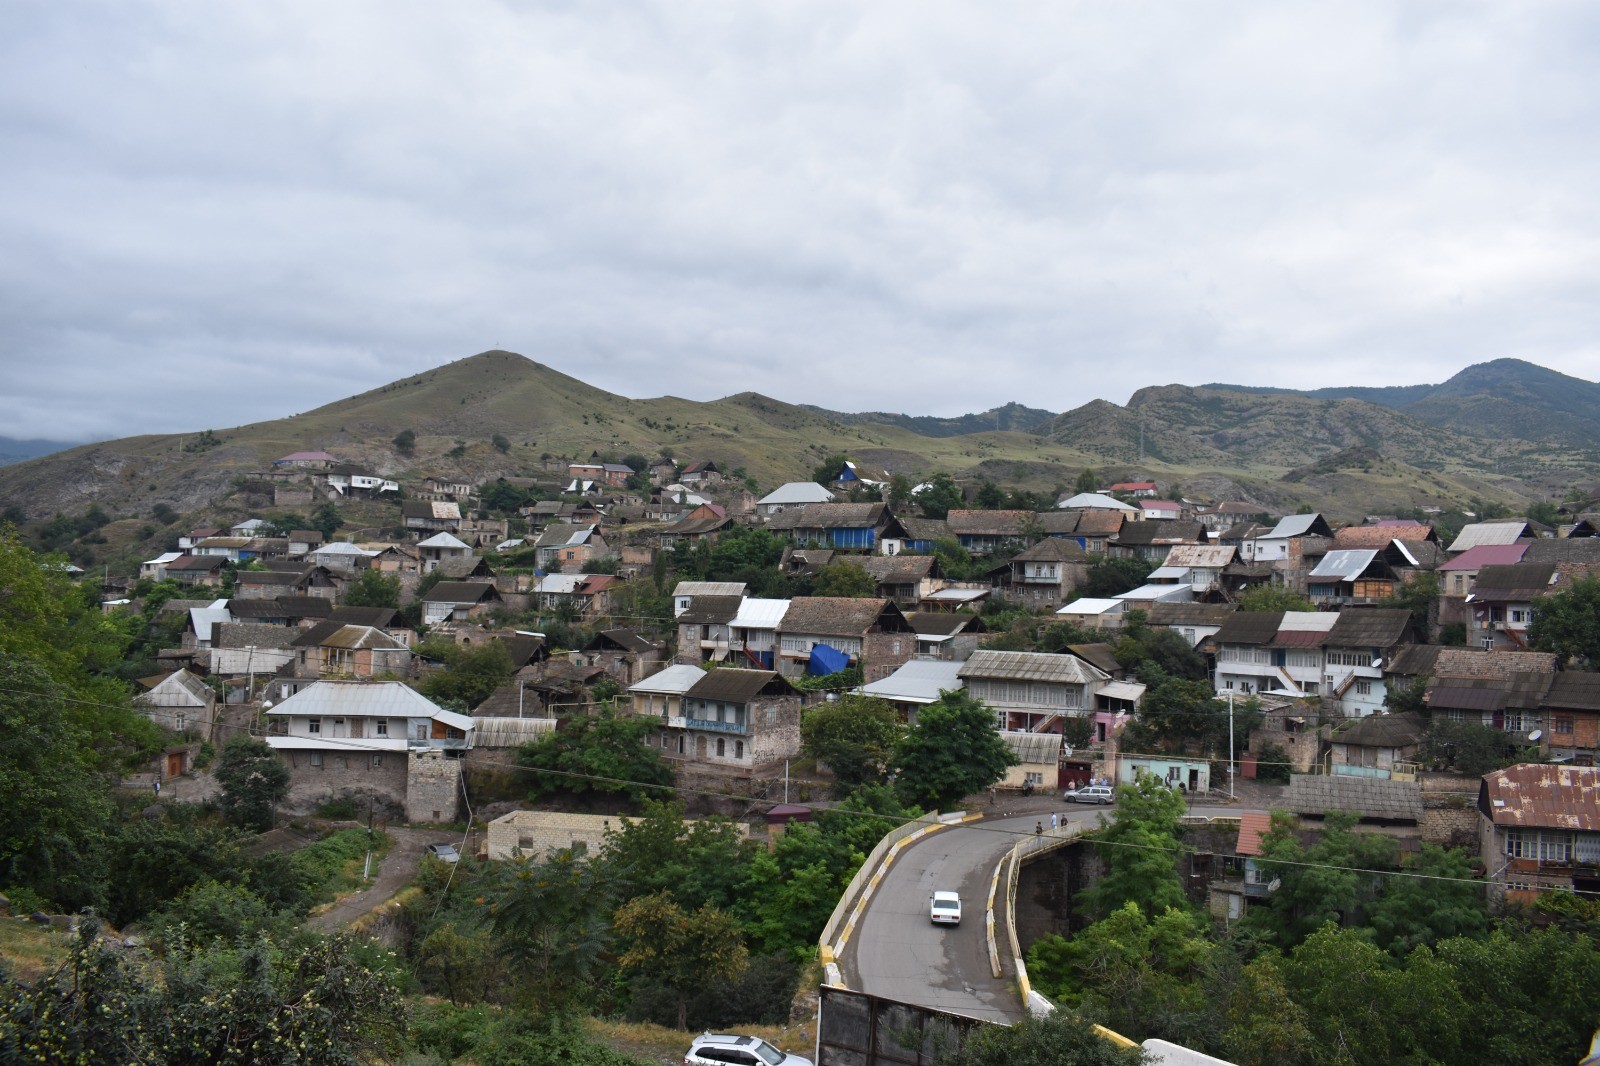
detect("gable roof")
[958,649,1108,685]
[685,668,795,702]
[758,482,837,506]
[1145,602,1237,627]
[417,532,470,550]
[1059,492,1138,512]
[1074,511,1127,536]
[1332,711,1425,749]
[1113,520,1205,547]
[945,510,1033,536]
[1286,774,1422,821]
[780,597,908,636]
[1066,643,1121,676]
[673,581,748,598]
[1333,523,1437,549]
[1543,672,1600,713]
[1011,538,1092,563]
[1480,765,1600,831]
[1261,513,1333,539]
[677,595,743,625]
[860,659,966,704]
[903,612,988,636]
[266,679,465,727]
[898,517,951,542]
[855,555,937,582]
[1325,608,1413,649]
[1522,538,1600,565]
[584,629,660,654]
[419,581,501,605]
[1309,550,1382,582]
[1448,520,1532,553]
[628,663,708,695]
[1213,612,1286,645]
[766,502,892,531]
[1469,563,1559,601]
[403,500,463,521]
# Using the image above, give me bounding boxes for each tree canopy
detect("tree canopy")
[800,695,904,793]
[1529,575,1600,667]
[893,691,1016,809]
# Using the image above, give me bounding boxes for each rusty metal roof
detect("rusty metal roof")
[1479,764,1600,830]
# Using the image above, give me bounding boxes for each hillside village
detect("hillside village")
[95,441,1600,909]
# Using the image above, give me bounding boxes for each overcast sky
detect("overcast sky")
[3,3,1599,443]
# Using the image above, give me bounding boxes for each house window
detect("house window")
[735,741,744,760]
[716,738,726,757]
[1025,772,1043,786]
[1355,681,1372,696]
[375,720,387,737]
[677,735,685,754]
[1483,639,1496,650]
[1556,718,1575,735]
[309,752,323,768]
[307,718,321,734]
[371,754,383,768]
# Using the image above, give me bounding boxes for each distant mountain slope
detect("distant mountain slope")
[799,401,1058,437]
[0,437,81,466]
[1203,359,1600,448]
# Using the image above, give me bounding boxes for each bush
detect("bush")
[624,951,800,1030]
[1254,741,1292,785]
[314,793,362,820]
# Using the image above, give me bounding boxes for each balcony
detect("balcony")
[684,717,747,735]
[664,715,687,729]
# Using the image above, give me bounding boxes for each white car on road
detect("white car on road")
[1063,784,1115,805]
[929,890,962,925]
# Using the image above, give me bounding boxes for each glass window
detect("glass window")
[309,752,323,768]
[307,717,321,734]
[375,720,388,736]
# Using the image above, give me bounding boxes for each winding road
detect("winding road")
[839,803,1244,1022]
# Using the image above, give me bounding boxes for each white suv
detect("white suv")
[685,1034,812,1066]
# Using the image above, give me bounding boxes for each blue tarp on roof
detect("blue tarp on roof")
[807,643,851,676]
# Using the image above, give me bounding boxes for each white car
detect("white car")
[685,1034,811,1066]
[424,843,460,864]
[930,890,962,925]
[1063,784,1115,805]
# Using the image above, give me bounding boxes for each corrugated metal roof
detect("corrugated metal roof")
[1235,811,1272,856]
[1265,513,1326,539]
[1481,765,1600,830]
[1278,612,1339,633]
[673,581,748,597]
[1309,550,1380,581]
[730,597,791,630]
[1438,543,1530,571]
[1117,583,1194,602]
[1057,598,1124,615]
[860,660,966,704]
[267,680,454,721]
[629,663,708,695]
[1447,520,1531,553]
[1544,672,1600,712]
[1058,492,1138,512]
[1097,680,1146,702]
[677,595,743,624]
[1001,732,1062,764]
[758,482,837,506]
[417,532,470,549]
[959,650,1108,685]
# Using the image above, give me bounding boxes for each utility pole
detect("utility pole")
[1228,693,1236,796]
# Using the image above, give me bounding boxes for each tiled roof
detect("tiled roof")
[1213,612,1286,645]
[1036,511,1081,535]
[289,620,344,648]
[1011,538,1092,563]
[958,650,1107,685]
[766,502,887,530]
[1075,511,1126,536]
[1522,538,1600,565]
[1325,608,1413,649]
[1333,524,1435,549]
[856,555,937,582]
[1332,712,1424,749]
[946,510,1033,536]
[1286,774,1422,821]
[1113,520,1205,547]
[780,597,904,636]
[1480,765,1600,831]
[685,668,792,703]
[213,622,299,649]
[898,517,951,541]
[1385,644,1444,677]
[1431,648,1559,680]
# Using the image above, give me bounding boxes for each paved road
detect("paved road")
[308,827,461,932]
[841,803,1244,1022]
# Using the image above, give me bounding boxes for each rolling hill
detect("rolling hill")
[0,350,1594,540]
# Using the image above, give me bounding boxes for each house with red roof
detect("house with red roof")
[1109,481,1157,497]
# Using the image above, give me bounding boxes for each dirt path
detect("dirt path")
[307,826,461,932]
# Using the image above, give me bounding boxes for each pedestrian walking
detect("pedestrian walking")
[1051,812,1058,830]
[153,779,161,796]
[1035,821,1043,836]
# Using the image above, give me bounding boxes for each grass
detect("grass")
[295,827,393,903]
[0,918,71,983]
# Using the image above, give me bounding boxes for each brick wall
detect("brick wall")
[749,696,803,766]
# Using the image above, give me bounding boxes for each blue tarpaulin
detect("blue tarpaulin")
[807,643,851,676]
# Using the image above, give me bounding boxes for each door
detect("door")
[166,752,184,777]
[1188,768,1200,792]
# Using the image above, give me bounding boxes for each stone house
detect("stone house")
[419,581,503,625]
[289,623,413,680]
[657,668,803,772]
[999,537,1093,608]
[775,597,914,682]
[1479,764,1600,905]
[417,532,473,573]
[957,649,1110,734]
[765,502,906,554]
[575,629,666,686]
[944,510,1035,555]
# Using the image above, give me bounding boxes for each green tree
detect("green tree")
[1234,585,1316,612]
[309,501,343,540]
[1418,718,1517,777]
[1242,810,1397,951]
[888,473,914,511]
[811,561,878,598]
[491,433,511,453]
[893,691,1017,809]
[484,847,616,1014]
[393,428,416,455]
[517,707,673,802]
[215,737,291,832]
[1076,772,1190,920]
[940,1007,1149,1066]
[418,639,515,710]
[342,568,402,609]
[1379,570,1438,636]
[914,472,965,519]
[1219,954,1316,1065]
[614,892,749,1029]
[1027,903,1216,1042]
[599,799,757,912]
[1081,557,1153,598]
[1529,575,1600,667]
[800,695,904,793]
[1364,844,1487,957]
[974,480,1004,509]
[812,454,850,486]
[1074,468,1099,495]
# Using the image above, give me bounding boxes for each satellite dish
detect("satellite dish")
[1528,730,1542,741]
